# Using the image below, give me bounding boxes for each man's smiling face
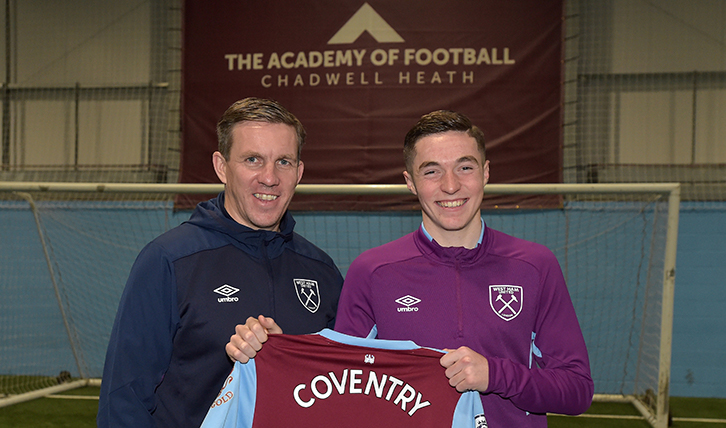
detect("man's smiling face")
[213,121,303,231]
[403,130,489,248]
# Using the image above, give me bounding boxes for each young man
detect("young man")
[98,98,343,428]
[225,110,593,427]
[333,110,594,427]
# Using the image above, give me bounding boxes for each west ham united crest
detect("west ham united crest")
[489,285,523,321]
[294,279,320,313]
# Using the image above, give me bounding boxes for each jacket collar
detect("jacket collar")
[189,191,295,257]
[413,223,488,266]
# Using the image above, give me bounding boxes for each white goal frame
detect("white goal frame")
[0,182,680,428]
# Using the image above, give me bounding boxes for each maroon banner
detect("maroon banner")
[181,1,563,210]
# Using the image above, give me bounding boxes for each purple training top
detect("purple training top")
[335,223,594,428]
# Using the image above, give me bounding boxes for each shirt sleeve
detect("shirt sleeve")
[96,242,178,427]
[332,255,377,339]
[200,362,257,428]
[485,251,594,415]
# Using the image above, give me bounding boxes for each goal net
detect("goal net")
[0,182,679,428]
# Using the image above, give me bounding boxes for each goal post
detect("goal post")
[0,182,680,428]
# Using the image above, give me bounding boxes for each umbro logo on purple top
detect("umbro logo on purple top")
[395,295,421,312]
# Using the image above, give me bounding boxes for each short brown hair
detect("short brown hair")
[216,97,306,160]
[403,110,486,173]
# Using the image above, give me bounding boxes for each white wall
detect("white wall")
[581,0,726,165]
[1,0,154,171]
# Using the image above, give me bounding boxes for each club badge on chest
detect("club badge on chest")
[489,285,523,321]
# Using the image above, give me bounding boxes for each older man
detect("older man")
[98,98,343,428]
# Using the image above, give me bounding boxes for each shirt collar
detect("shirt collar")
[421,216,485,247]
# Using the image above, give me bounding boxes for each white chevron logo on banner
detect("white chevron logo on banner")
[328,2,404,44]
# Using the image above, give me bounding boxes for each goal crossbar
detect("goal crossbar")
[0,181,680,195]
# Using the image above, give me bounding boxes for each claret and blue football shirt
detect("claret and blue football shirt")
[200,329,487,428]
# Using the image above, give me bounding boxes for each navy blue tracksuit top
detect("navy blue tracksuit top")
[97,191,344,428]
